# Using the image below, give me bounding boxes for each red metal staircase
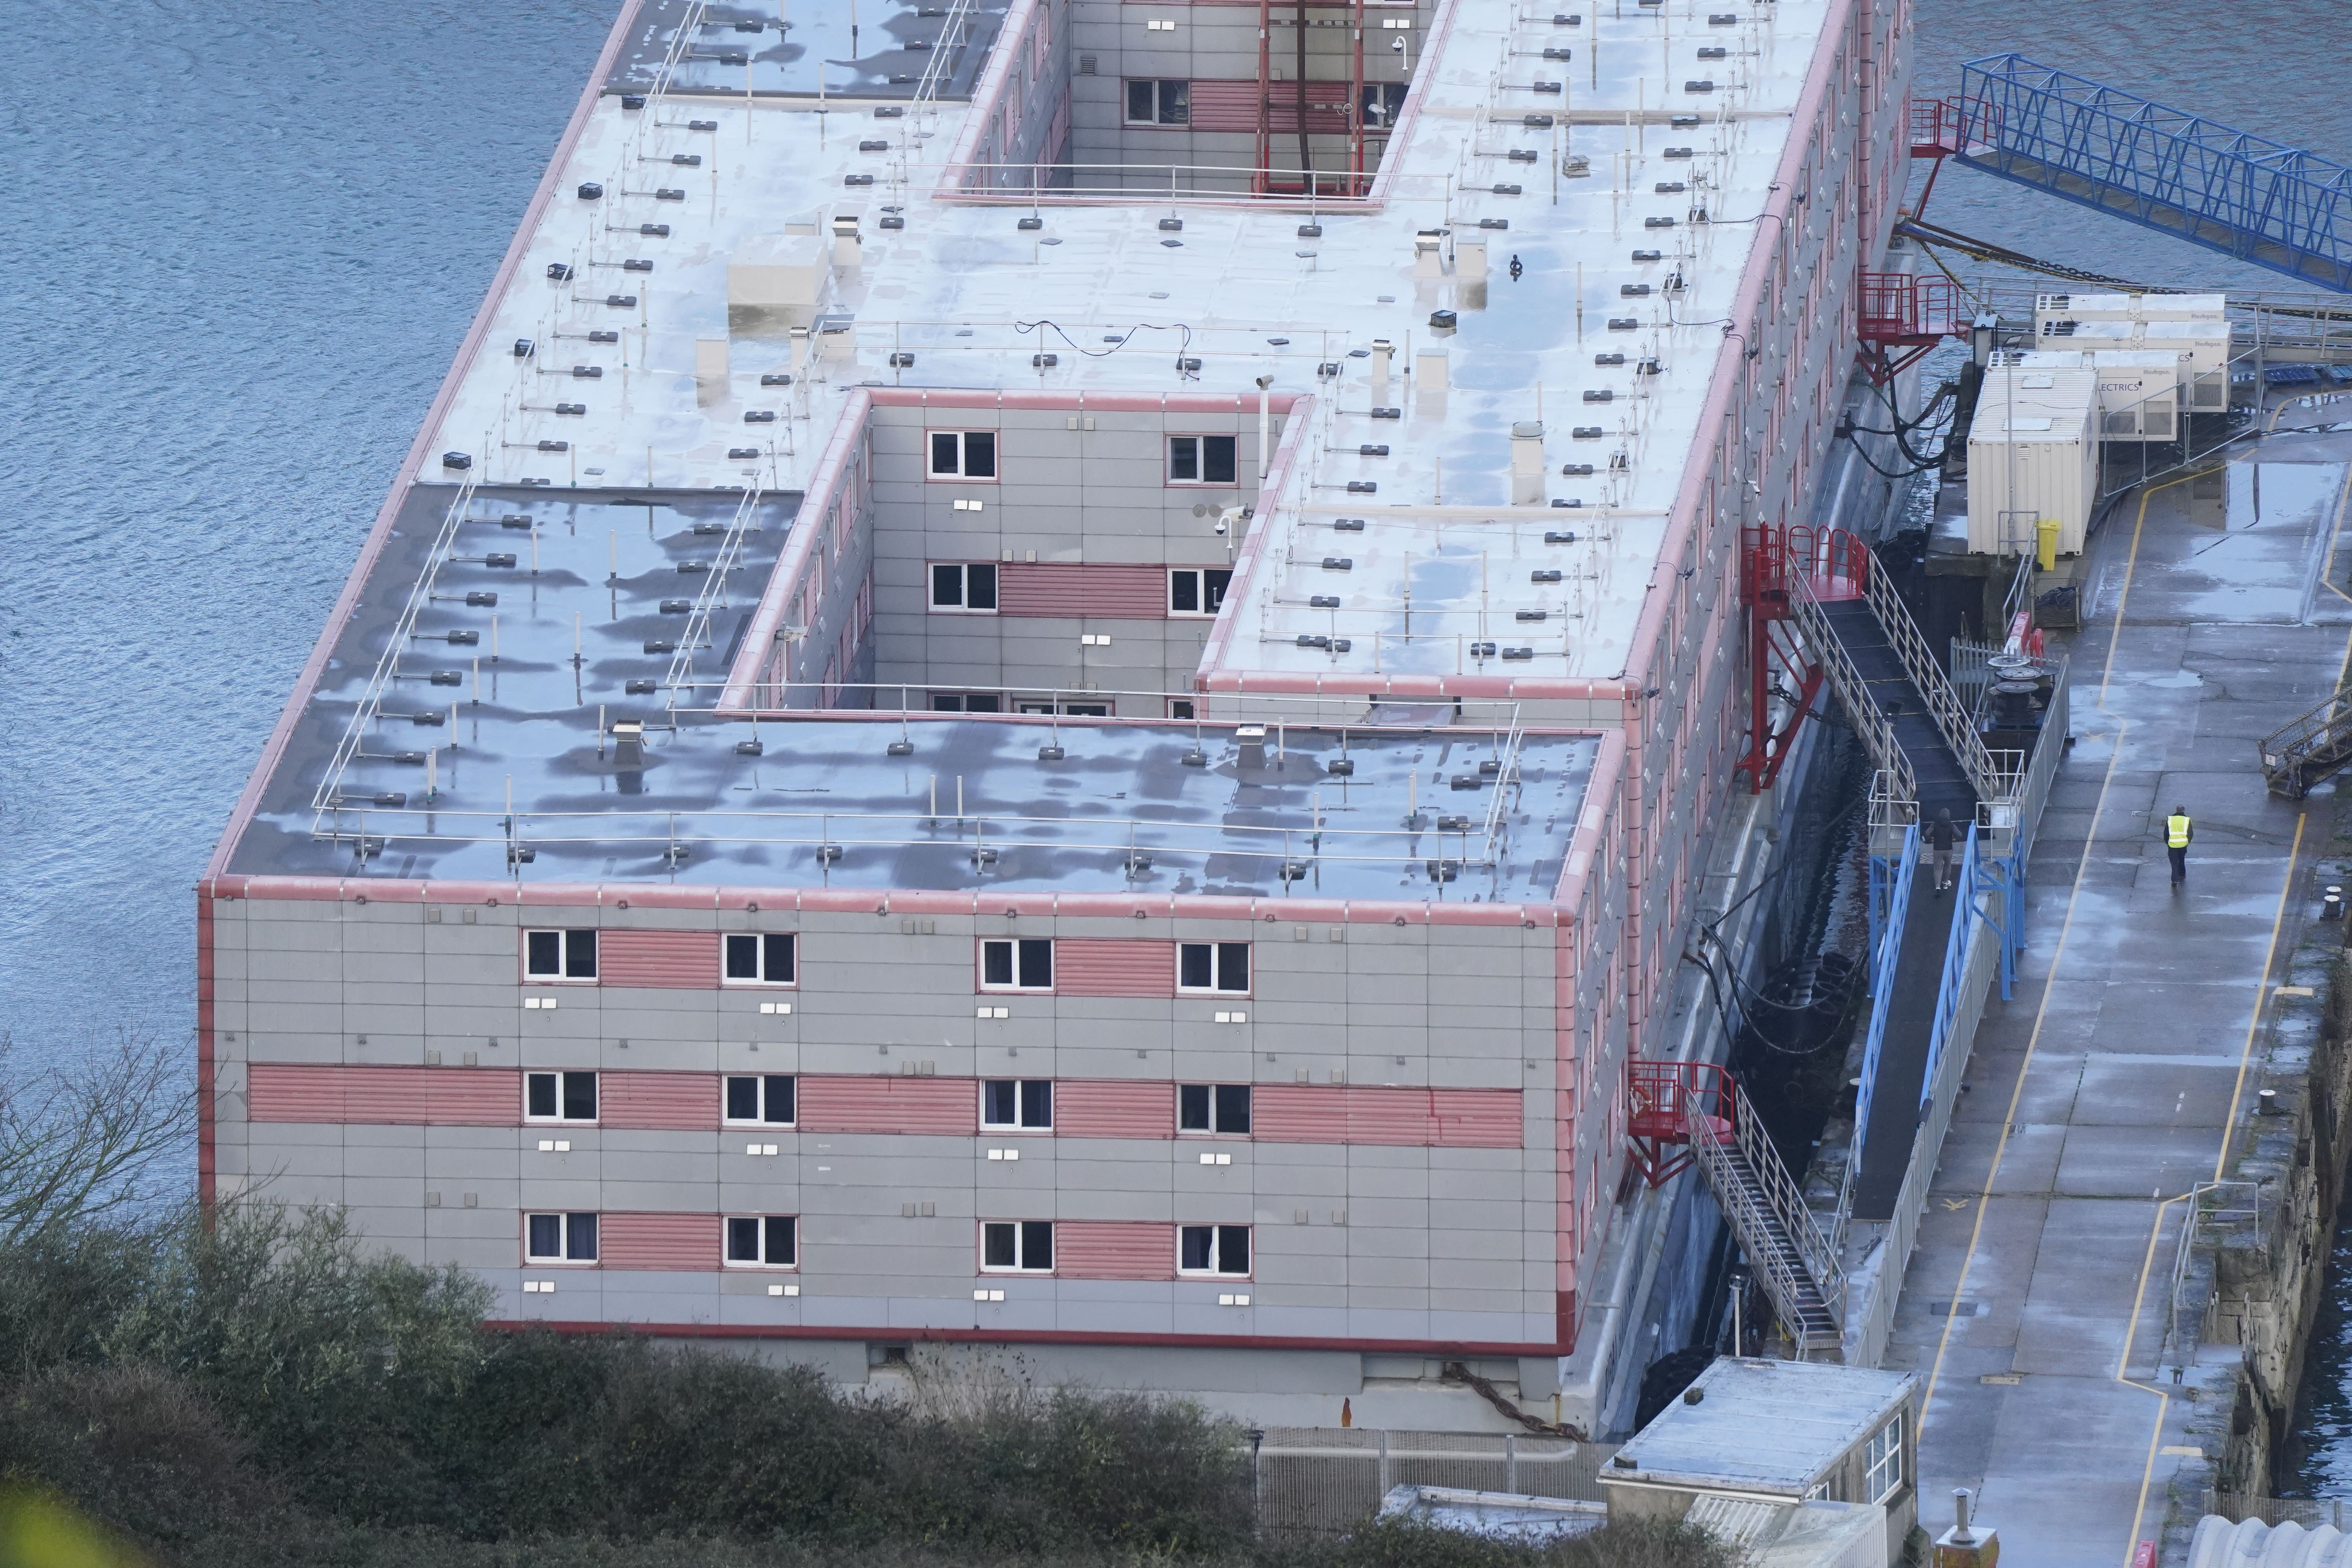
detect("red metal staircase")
[1629,1062,1845,1356]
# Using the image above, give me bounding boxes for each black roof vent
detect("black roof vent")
[639,223,671,238]
[578,181,603,200]
[546,263,573,281]
[660,599,692,613]
[728,446,761,459]
[625,678,657,694]
[620,93,646,109]
[486,553,517,568]
[441,451,472,470]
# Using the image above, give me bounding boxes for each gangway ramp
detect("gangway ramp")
[1943,54,2352,292]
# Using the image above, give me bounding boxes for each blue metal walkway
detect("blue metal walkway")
[1953,54,2352,293]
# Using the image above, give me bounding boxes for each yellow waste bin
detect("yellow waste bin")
[2035,517,2059,572]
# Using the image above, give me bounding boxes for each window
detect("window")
[982,1079,1053,1129]
[524,928,598,980]
[928,429,997,478]
[981,1220,1055,1272]
[1179,1083,1252,1135]
[724,1074,797,1126]
[526,1071,599,1122]
[980,938,1054,991]
[1169,698,1196,720]
[725,1214,798,1267]
[525,1212,598,1263]
[1168,568,1233,617]
[1362,81,1409,129]
[1167,434,1236,485]
[1179,1224,1251,1276]
[1125,78,1190,125]
[1864,1414,1903,1502]
[930,562,1000,612]
[724,932,797,985]
[931,691,1004,712]
[1178,942,1251,993]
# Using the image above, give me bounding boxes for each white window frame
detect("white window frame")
[979,937,1054,992]
[524,1211,599,1264]
[722,1073,798,1127]
[1166,433,1237,485]
[1124,78,1191,126]
[981,1078,1054,1131]
[1178,1082,1252,1136]
[524,1069,599,1123]
[1864,1413,1903,1503]
[980,1219,1055,1273]
[927,429,998,479]
[929,561,1000,613]
[1167,567,1233,618]
[524,927,599,982]
[1178,1223,1252,1277]
[723,931,797,986]
[724,1214,799,1269]
[1178,941,1252,995]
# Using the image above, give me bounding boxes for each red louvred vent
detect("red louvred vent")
[596,1211,722,1270]
[248,1063,516,1126]
[997,563,1166,619]
[1055,1079,1176,1139]
[599,930,721,989]
[600,1071,720,1130]
[1054,1220,1177,1280]
[1185,80,1352,135]
[1053,939,1176,997]
[1250,1085,1524,1148]
[800,1075,975,1135]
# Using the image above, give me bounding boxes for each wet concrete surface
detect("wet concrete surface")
[1886,417,2352,1566]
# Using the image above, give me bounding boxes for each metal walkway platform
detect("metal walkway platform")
[1948,54,2352,292]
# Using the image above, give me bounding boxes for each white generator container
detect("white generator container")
[2042,317,2231,376]
[2033,290,2226,332]
[2086,350,2186,439]
[1967,367,2098,555]
[2011,349,2184,441]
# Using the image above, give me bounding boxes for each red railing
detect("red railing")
[1628,1060,1734,1143]
[1742,524,1869,610]
[1909,97,1962,157]
[1857,272,1964,344]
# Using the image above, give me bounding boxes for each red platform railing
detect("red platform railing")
[1627,1060,1736,1185]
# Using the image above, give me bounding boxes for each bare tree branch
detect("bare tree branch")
[0,1025,195,1240]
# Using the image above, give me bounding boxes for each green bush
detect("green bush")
[0,1207,1726,1568]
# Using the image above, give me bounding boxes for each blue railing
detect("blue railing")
[1922,827,1986,1096]
[1853,820,1920,1155]
[1956,55,2352,292]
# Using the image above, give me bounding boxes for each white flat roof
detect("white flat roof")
[426,0,1842,684]
[1606,1358,1915,1497]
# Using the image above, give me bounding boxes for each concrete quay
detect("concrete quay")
[1889,423,2352,1565]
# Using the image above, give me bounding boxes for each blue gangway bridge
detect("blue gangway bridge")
[1927,55,2352,292]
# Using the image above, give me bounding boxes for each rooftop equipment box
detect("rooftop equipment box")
[1966,366,2098,556]
[2033,290,2226,332]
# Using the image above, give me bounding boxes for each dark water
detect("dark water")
[0,1,617,1080]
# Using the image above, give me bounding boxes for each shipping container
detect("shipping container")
[1967,367,2099,555]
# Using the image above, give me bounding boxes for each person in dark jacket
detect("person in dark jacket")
[1930,808,1958,893]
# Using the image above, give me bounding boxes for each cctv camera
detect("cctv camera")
[1215,518,1229,535]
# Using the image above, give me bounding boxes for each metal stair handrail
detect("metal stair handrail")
[1689,1080,1847,1355]
[1789,570,1918,804]
[1864,563,2013,803]
[1854,808,1920,1165]
[2260,681,2352,797]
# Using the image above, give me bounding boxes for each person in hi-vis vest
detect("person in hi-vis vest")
[2165,805,2193,890]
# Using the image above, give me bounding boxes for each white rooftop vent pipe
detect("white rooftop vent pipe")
[1371,338,1394,401]
[831,214,862,269]
[1511,422,1546,505]
[1414,229,1445,279]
